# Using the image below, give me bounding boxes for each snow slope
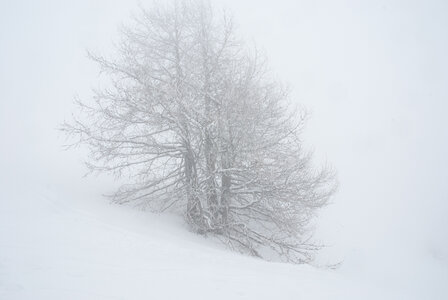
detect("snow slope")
[0,178,446,300]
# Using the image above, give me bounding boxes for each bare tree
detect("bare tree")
[63,0,336,263]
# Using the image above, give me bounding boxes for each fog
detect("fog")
[1,0,447,295]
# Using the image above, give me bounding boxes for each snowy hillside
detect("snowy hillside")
[0,178,446,300]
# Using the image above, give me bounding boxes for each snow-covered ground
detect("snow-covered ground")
[0,176,446,300]
[0,180,363,300]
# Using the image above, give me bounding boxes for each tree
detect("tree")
[63,0,336,263]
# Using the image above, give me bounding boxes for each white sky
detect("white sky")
[1,0,447,280]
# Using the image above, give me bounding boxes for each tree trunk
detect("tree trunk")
[185,144,202,229]
[220,148,231,228]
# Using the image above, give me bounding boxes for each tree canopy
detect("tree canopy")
[63,0,336,263]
